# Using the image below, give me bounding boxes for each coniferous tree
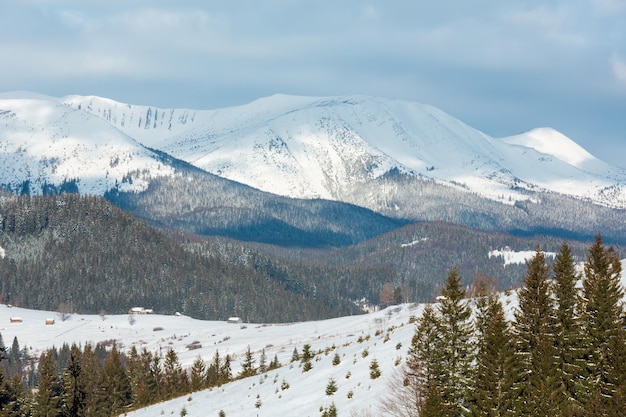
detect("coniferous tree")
[148,352,163,403]
[100,345,131,416]
[513,248,561,416]
[61,344,86,417]
[162,347,188,399]
[220,354,232,385]
[258,349,267,374]
[268,354,281,371]
[206,350,220,387]
[238,346,256,379]
[581,235,625,415]
[190,356,206,392]
[436,267,475,415]
[471,295,519,417]
[126,346,149,409]
[34,349,62,417]
[405,303,444,415]
[552,242,586,415]
[80,344,103,417]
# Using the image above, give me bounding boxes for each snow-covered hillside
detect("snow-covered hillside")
[1,259,624,416]
[61,94,626,208]
[2,92,626,208]
[0,93,175,195]
[0,302,424,417]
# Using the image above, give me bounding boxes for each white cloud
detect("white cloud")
[612,55,626,89]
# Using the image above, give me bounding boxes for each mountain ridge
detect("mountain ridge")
[55,92,626,208]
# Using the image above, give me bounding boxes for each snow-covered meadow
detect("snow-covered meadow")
[0,302,423,417]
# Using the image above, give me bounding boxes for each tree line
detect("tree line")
[0,194,361,322]
[0,334,286,417]
[385,235,625,417]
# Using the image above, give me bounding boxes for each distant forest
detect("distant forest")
[0,194,364,322]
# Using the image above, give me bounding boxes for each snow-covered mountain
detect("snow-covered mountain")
[0,92,175,195]
[61,94,626,208]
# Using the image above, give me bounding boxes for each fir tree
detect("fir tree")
[220,354,232,385]
[513,247,561,416]
[471,295,519,417]
[325,378,338,396]
[369,359,381,379]
[581,235,625,414]
[33,349,62,417]
[268,354,281,371]
[405,303,444,415]
[190,356,206,392]
[100,344,131,416]
[80,344,104,417]
[436,267,475,415]
[61,344,86,417]
[238,346,256,379]
[206,350,220,387]
[162,347,188,399]
[552,242,587,415]
[258,349,267,374]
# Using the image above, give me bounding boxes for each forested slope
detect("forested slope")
[0,194,362,322]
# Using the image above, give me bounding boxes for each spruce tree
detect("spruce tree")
[80,343,104,417]
[34,349,62,417]
[471,295,519,417]
[406,303,444,415]
[581,235,625,414]
[190,356,206,392]
[513,247,561,416]
[61,344,86,417]
[206,350,220,387]
[220,354,232,385]
[238,346,256,379]
[436,267,475,415]
[552,242,586,415]
[100,345,131,416]
[162,347,188,399]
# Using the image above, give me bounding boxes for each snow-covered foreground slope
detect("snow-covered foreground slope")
[1,259,624,416]
[0,302,426,416]
[62,94,626,208]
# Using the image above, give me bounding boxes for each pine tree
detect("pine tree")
[369,359,381,379]
[471,295,519,417]
[80,343,104,417]
[258,349,267,374]
[61,344,86,417]
[190,356,206,392]
[552,242,586,415]
[206,350,220,387]
[301,344,313,373]
[100,344,131,416]
[162,347,188,399]
[436,267,475,415]
[268,354,281,371]
[406,303,444,415]
[126,346,154,409]
[513,247,561,416]
[581,235,625,414]
[325,377,337,396]
[238,346,256,379]
[220,354,232,385]
[33,349,62,417]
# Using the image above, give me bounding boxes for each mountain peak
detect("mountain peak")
[502,127,598,169]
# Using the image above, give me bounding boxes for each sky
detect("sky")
[1,0,625,167]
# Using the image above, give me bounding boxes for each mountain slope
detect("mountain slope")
[0,94,405,248]
[0,93,174,195]
[63,94,626,208]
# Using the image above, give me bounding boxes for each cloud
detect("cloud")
[612,55,626,89]
[0,1,624,167]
